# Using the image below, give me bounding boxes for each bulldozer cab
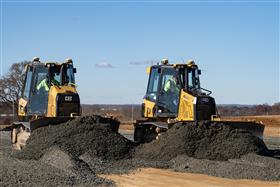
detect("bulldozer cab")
[143,60,214,119]
[146,66,182,116]
[21,59,77,117]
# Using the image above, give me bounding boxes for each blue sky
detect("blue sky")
[0,1,279,104]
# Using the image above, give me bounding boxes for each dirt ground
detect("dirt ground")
[104,168,280,187]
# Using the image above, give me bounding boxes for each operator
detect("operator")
[36,74,59,92]
[163,75,180,113]
[164,75,180,95]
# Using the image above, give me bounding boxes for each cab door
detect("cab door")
[142,67,161,117]
[18,66,33,117]
[27,65,49,115]
[156,67,181,116]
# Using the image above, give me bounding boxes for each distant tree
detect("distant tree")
[0,61,30,114]
[271,103,280,115]
[255,104,271,115]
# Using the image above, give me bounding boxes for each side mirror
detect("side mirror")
[73,68,77,73]
[198,69,201,75]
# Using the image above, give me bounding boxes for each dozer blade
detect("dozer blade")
[212,121,265,139]
[11,117,74,150]
[26,116,73,131]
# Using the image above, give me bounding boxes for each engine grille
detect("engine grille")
[196,96,216,120]
[56,94,80,116]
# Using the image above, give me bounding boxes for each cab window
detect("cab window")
[23,68,33,99]
[147,68,160,94]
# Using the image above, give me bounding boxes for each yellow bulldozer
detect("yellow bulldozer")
[11,57,81,149]
[134,59,264,143]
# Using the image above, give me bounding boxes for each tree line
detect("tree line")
[217,103,280,116]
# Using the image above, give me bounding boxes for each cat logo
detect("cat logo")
[65,96,73,101]
[202,98,209,103]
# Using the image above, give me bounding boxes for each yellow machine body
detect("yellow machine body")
[142,99,156,118]
[142,90,196,121]
[176,90,195,121]
[46,85,78,117]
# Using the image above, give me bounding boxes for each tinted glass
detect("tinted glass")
[23,68,33,99]
[188,68,200,90]
[158,68,180,114]
[49,66,61,85]
[147,68,160,94]
[161,68,178,89]
[28,66,48,115]
[63,64,75,84]
[188,69,194,89]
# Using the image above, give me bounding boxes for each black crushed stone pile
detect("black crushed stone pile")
[14,115,135,161]
[169,153,280,181]
[0,157,114,187]
[11,117,279,182]
[134,121,269,161]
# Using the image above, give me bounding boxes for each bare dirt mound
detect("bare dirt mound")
[134,121,268,161]
[14,115,135,161]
